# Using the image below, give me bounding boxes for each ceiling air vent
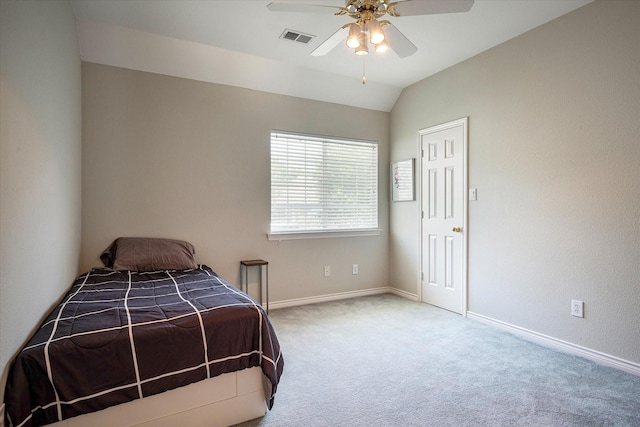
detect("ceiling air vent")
[280,29,315,44]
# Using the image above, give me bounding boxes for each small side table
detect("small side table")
[240,259,269,313]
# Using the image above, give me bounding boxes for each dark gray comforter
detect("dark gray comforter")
[5,265,283,427]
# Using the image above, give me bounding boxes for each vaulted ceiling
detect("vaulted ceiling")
[71,0,592,111]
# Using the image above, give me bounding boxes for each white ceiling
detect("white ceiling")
[71,0,592,111]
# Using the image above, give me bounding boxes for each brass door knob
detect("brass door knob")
[452,227,462,233]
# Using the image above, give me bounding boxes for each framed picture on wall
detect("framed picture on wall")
[391,158,415,202]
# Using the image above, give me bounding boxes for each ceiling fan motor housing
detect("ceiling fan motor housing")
[344,0,390,20]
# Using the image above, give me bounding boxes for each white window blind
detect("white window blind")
[270,131,378,234]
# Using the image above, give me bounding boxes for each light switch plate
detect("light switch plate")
[469,188,477,201]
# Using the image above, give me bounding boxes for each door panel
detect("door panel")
[420,119,467,314]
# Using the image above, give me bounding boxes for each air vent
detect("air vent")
[280,29,315,44]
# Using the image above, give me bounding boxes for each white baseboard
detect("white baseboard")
[467,311,640,377]
[269,287,407,310]
[387,287,418,301]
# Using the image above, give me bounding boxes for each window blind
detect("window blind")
[270,131,378,233]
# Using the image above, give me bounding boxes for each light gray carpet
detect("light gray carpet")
[235,294,640,426]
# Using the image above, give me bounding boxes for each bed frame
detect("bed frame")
[48,367,266,427]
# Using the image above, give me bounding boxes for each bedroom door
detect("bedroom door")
[420,118,468,315]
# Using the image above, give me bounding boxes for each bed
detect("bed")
[4,238,284,427]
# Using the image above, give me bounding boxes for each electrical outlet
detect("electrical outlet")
[352,264,358,275]
[571,300,584,318]
[324,266,331,277]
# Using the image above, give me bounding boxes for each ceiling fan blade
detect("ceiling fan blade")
[267,2,344,14]
[311,25,349,56]
[383,22,417,58]
[389,0,474,16]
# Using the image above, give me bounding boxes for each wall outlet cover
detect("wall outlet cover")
[571,300,584,318]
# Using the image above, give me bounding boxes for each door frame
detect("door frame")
[417,117,469,316]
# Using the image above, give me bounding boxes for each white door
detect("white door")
[420,118,467,314]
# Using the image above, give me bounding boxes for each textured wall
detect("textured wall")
[0,1,82,392]
[81,63,390,303]
[390,0,640,363]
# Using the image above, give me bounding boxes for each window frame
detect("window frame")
[268,130,381,240]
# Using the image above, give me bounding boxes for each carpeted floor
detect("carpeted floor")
[235,294,640,426]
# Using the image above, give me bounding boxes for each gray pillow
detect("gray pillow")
[100,237,197,271]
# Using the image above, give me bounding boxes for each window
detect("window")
[270,130,378,238]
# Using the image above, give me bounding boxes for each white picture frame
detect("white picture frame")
[391,158,415,202]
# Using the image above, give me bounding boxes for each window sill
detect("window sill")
[267,229,382,241]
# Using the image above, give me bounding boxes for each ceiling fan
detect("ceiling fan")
[267,0,475,58]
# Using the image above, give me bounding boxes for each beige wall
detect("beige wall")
[0,0,82,392]
[390,0,640,364]
[81,63,390,303]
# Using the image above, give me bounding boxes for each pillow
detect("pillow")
[100,237,198,271]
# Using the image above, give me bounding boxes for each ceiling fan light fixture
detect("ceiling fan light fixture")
[355,45,369,56]
[367,19,385,44]
[346,23,362,48]
[355,33,368,55]
[375,39,389,53]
